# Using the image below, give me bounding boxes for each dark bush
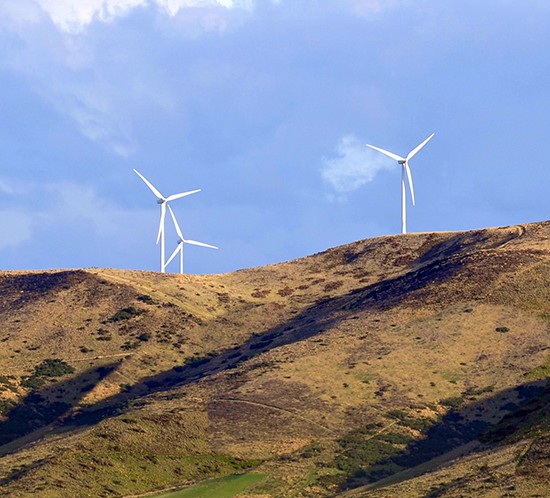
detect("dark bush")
[496,326,510,333]
[21,376,46,390]
[300,441,324,458]
[110,307,141,322]
[121,341,139,351]
[277,287,294,297]
[440,396,464,409]
[184,356,211,367]
[137,332,151,342]
[0,400,15,415]
[251,289,270,298]
[34,359,75,378]
[323,281,344,292]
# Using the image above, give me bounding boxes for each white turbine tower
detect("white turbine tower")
[133,168,200,273]
[366,133,434,234]
[165,205,218,274]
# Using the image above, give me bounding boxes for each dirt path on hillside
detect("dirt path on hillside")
[212,397,337,434]
[497,225,527,249]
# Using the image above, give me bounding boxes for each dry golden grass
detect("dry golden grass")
[0,221,549,497]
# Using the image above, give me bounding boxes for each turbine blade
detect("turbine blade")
[404,162,415,206]
[185,240,219,250]
[366,144,405,162]
[156,203,166,244]
[133,169,165,200]
[406,133,435,161]
[166,189,201,202]
[165,245,181,267]
[167,205,184,240]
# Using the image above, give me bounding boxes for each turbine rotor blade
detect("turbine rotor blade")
[167,205,184,240]
[406,133,435,161]
[165,245,181,267]
[404,162,415,206]
[185,240,218,250]
[133,169,165,200]
[166,189,201,202]
[156,203,166,244]
[366,144,405,162]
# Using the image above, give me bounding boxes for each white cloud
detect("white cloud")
[351,0,412,17]
[35,0,145,32]
[32,0,256,33]
[0,0,264,155]
[321,134,394,199]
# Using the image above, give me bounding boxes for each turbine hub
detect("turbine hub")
[398,160,406,165]
[157,198,165,204]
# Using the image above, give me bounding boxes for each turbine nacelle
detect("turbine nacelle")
[366,133,434,234]
[133,168,201,272]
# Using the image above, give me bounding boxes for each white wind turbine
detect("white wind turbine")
[133,168,200,273]
[165,205,218,274]
[366,133,434,234]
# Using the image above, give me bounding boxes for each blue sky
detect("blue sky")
[1,0,549,274]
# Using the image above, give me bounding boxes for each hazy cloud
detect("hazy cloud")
[322,134,394,199]
[32,0,256,33]
[351,0,413,17]
[0,211,34,249]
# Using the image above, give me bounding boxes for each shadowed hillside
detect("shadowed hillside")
[0,221,549,497]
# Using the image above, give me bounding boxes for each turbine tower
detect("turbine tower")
[133,168,200,272]
[165,205,218,274]
[366,133,434,234]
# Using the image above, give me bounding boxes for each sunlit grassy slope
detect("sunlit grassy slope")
[0,221,549,497]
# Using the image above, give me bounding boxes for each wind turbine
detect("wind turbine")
[366,133,434,234]
[133,168,200,273]
[165,205,218,274]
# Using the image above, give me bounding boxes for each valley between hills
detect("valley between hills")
[0,222,549,497]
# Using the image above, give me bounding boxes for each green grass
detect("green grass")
[524,355,550,381]
[152,473,267,498]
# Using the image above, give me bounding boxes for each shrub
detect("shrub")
[34,359,75,378]
[277,287,294,297]
[300,442,324,458]
[251,289,270,298]
[495,326,510,333]
[110,307,141,322]
[120,341,139,351]
[0,400,15,415]
[440,396,464,409]
[184,356,211,367]
[21,376,46,389]
[323,281,344,292]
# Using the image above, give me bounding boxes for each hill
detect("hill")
[0,221,549,497]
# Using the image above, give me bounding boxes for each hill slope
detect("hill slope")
[0,222,549,497]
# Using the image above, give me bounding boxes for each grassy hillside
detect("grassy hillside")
[0,221,549,497]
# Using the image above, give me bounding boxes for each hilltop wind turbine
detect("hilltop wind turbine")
[366,133,434,234]
[133,168,200,272]
[165,205,218,274]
